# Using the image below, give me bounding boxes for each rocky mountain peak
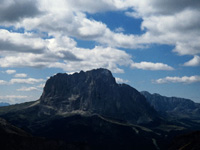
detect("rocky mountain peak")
[39,68,157,124]
[40,68,116,100]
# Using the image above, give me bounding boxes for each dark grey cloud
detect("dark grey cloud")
[0,40,44,54]
[0,0,42,22]
[32,51,82,63]
[150,0,200,15]
[61,51,82,61]
[66,0,117,13]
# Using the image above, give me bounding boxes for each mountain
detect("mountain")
[0,101,35,114]
[141,91,200,119]
[39,68,157,124]
[0,68,165,150]
[0,68,199,150]
[0,102,9,107]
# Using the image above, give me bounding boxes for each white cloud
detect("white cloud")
[0,95,28,104]
[16,83,45,92]
[61,0,127,13]
[127,1,200,55]
[0,34,80,69]
[114,27,125,33]
[0,0,199,57]
[5,69,16,74]
[0,0,197,75]
[10,78,44,84]
[77,18,107,39]
[37,83,45,88]
[125,11,141,19]
[49,46,132,73]
[19,10,142,49]
[0,44,132,73]
[154,75,200,84]
[0,80,7,85]
[0,77,44,85]
[131,62,174,71]
[0,34,174,73]
[115,77,129,83]
[184,55,200,66]
[17,86,39,91]
[0,29,45,53]
[173,40,200,56]
[14,73,27,78]
[3,0,139,50]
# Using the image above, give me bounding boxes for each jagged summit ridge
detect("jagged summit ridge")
[141,91,200,119]
[40,68,157,124]
[40,68,117,104]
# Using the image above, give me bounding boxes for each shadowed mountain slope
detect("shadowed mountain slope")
[141,91,200,119]
[39,68,157,124]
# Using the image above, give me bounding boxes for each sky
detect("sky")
[0,0,200,104]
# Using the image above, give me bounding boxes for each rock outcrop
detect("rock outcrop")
[40,68,157,124]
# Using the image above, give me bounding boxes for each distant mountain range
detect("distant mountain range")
[0,102,9,107]
[0,68,199,150]
[141,91,200,119]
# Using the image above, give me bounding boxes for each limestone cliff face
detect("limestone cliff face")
[40,68,157,124]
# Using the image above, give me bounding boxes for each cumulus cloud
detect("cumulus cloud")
[0,80,7,85]
[0,95,28,104]
[131,62,174,71]
[127,0,200,55]
[184,55,200,66]
[44,1,200,55]
[114,27,125,33]
[63,0,128,13]
[17,86,39,91]
[0,0,199,57]
[115,77,129,83]
[0,33,81,69]
[0,0,196,74]
[14,73,27,78]
[154,75,200,84]
[0,44,131,73]
[17,83,45,91]
[0,35,174,73]
[0,0,41,23]
[126,0,200,17]
[0,77,44,85]
[49,46,133,73]
[10,78,44,84]
[0,54,49,68]
[20,10,142,49]
[37,83,45,88]
[0,29,45,54]
[5,69,16,74]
